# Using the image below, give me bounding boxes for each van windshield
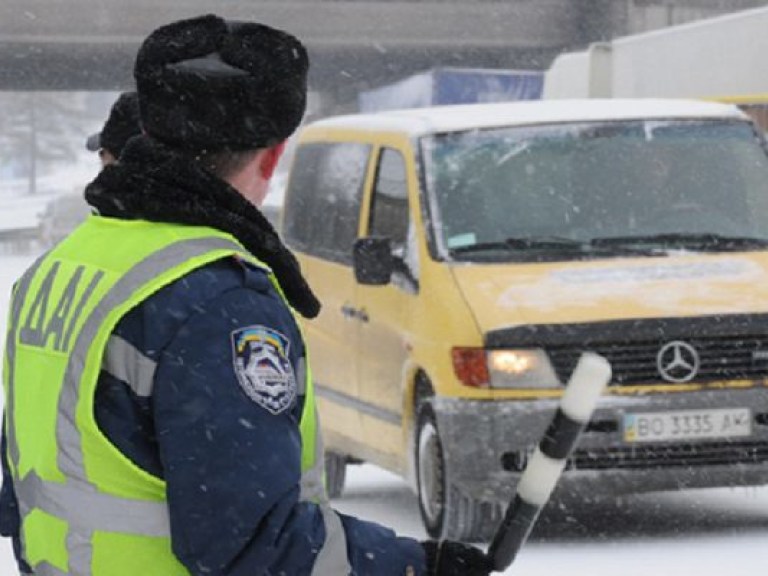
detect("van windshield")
[422,119,768,261]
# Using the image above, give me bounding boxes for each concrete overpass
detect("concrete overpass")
[1,0,767,113]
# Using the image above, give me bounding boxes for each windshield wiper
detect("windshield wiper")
[449,236,655,256]
[449,236,583,255]
[591,233,768,251]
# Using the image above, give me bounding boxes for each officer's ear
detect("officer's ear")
[259,140,286,180]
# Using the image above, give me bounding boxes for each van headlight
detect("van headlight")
[451,348,561,389]
[488,349,561,389]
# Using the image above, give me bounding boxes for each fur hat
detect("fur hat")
[86,91,141,157]
[134,14,309,152]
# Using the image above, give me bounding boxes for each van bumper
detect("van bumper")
[432,385,768,503]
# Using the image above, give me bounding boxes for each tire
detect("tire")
[324,451,347,499]
[415,401,502,542]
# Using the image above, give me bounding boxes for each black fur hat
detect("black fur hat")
[134,14,309,152]
[86,91,141,157]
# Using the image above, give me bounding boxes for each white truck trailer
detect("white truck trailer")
[543,5,768,129]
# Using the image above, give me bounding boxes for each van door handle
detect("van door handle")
[340,304,357,319]
[340,305,369,322]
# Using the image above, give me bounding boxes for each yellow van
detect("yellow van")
[280,99,768,540]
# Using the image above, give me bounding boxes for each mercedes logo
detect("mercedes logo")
[656,341,700,383]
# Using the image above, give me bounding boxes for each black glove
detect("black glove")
[422,540,493,576]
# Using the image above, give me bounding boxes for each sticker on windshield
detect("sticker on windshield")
[447,233,476,249]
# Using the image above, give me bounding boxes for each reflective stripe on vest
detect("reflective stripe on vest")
[101,336,156,397]
[5,253,46,481]
[3,221,348,575]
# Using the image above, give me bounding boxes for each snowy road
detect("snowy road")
[336,464,768,575]
[1,252,768,575]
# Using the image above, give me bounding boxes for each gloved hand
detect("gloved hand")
[422,540,493,576]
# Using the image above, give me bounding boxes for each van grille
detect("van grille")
[567,440,768,470]
[547,334,768,386]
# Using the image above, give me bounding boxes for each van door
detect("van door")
[282,141,371,449]
[355,146,418,469]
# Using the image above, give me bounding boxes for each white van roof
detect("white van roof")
[306,98,747,137]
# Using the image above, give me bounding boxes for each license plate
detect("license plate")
[623,408,751,443]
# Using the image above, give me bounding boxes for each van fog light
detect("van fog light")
[488,349,561,389]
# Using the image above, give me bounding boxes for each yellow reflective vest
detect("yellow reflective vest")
[2,215,321,575]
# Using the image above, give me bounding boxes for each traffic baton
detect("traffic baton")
[488,352,612,572]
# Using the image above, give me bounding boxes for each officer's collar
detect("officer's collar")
[84,136,321,319]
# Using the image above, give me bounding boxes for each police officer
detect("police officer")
[85,91,142,167]
[0,14,492,576]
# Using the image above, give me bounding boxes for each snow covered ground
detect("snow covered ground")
[336,464,768,575]
[1,252,768,575]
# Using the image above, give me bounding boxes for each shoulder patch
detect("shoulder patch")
[231,325,297,415]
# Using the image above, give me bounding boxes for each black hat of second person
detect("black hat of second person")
[134,14,309,152]
[86,92,141,157]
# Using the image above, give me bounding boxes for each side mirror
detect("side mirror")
[353,237,394,285]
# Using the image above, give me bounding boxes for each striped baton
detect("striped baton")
[488,352,612,572]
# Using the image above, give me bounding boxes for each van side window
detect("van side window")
[369,148,418,284]
[283,142,370,264]
[369,148,409,249]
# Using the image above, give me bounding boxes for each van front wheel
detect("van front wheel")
[415,402,500,541]
[416,405,446,537]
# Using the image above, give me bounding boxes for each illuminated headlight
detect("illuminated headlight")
[487,349,560,389]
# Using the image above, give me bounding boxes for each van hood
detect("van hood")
[449,253,768,334]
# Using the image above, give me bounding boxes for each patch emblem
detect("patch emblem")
[231,326,297,415]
